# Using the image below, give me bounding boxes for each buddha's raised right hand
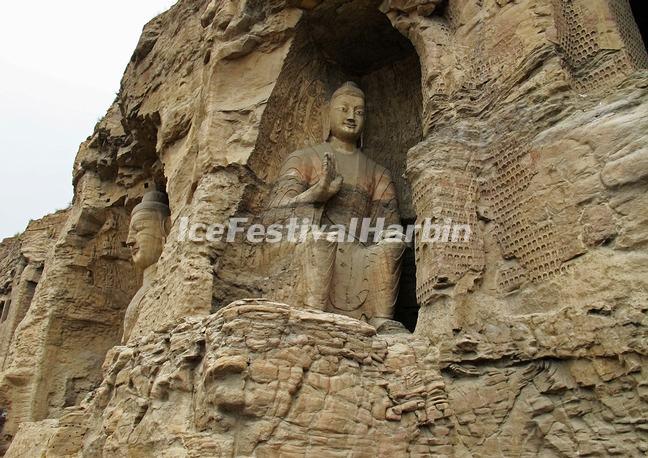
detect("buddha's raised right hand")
[294,152,343,204]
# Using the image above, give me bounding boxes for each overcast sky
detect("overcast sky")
[0,0,177,241]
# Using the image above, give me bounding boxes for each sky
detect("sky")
[0,0,178,241]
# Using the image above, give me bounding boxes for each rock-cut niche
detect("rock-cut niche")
[247,0,423,331]
[31,119,169,422]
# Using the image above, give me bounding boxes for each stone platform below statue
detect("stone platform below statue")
[8,299,648,457]
[7,300,452,457]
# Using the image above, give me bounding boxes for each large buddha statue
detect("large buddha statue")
[122,191,170,343]
[268,82,406,329]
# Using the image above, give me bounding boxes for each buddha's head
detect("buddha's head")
[327,81,365,147]
[126,191,171,271]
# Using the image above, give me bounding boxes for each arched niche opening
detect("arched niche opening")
[31,115,170,422]
[247,0,423,331]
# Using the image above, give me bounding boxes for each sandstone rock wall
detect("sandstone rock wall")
[0,212,69,368]
[6,301,647,456]
[0,211,69,450]
[0,204,138,448]
[7,301,452,457]
[1,0,308,447]
[2,0,648,456]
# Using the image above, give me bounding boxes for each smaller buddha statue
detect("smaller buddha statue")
[122,191,170,343]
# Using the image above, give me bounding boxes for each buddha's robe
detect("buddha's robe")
[268,142,404,321]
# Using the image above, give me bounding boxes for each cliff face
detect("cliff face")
[0,211,70,449]
[9,301,453,456]
[2,0,648,456]
[0,212,69,369]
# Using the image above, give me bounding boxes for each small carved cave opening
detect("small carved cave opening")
[0,300,8,322]
[242,0,423,331]
[630,0,648,52]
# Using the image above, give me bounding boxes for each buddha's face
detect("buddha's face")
[126,210,167,270]
[329,93,365,144]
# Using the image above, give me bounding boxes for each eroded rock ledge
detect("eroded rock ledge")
[8,299,648,457]
[8,300,452,457]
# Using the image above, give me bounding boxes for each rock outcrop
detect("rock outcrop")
[6,301,452,456]
[0,211,69,452]
[7,300,648,456]
[1,0,647,456]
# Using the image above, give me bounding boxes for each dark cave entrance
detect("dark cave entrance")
[630,0,648,54]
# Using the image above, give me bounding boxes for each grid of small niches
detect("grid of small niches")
[555,0,601,69]
[573,54,633,92]
[485,138,565,284]
[609,0,648,69]
[497,265,527,293]
[415,243,481,306]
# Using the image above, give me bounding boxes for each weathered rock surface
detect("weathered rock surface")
[446,356,648,456]
[0,210,69,364]
[415,77,648,364]
[1,0,648,456]
[7,301,647,457]
[7,301,452,457]
[0,203,137,449]
[0,211,69,451]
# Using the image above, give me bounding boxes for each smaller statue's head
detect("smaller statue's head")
[126,191,171,271]
[328,81,365,146]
